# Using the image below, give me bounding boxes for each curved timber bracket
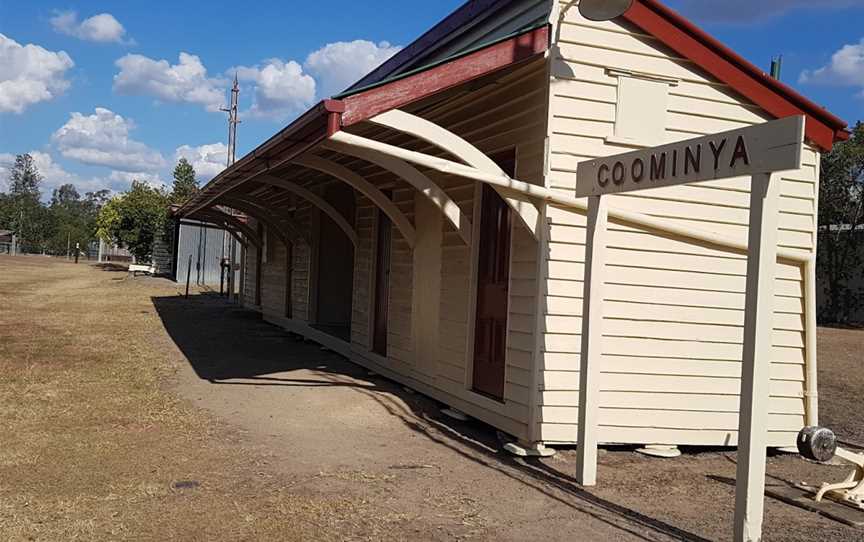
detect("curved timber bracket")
[190,207,262,247]
[217,195,309,247]
[321,139,473,245]
[189,215,249,248]
[255,175,359,248]
[292,155,417,248]
[369,109,540,239]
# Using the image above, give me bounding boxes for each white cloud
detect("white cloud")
[52,107,166,172]
[174,143,228,182]
[113,52,225,111]
[304,40,402,97]
[50,11,130,44]
[0,151,132,197]
[0,33,74,114]
[233,59,316,119]
[670,0,864,22]
[800,38,864,99]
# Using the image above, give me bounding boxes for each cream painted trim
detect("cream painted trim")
[292,155,416,248]
[464,183,484,391]
[734,173,781,541]
[322,139,473,245]
[369,109,540,239]
[804,258,819,426]
[804,156,821,426]
[327,130,812,264]
[527,202,549,445]
[256,174,359,248]
[576,195,609,487]
[605,67,680,86]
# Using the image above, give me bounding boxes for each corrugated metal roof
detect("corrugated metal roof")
[343,0,551,97]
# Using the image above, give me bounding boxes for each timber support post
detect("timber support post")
[733,173,781,542]
[575,195,608,486]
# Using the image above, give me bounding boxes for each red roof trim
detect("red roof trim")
[341,25,550,126]
[178,25,551,217]
[623,0,848,152]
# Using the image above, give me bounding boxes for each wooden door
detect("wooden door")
[472,152,515,400]
[372,205,392,356]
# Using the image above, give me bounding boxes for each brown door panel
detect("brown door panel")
[471,150,514,401]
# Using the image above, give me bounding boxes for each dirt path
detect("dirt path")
[2,256,863,541]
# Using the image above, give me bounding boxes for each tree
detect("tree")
[0,153,52,253]
[85,189,111,209]
[97,180,169,262]
[8,154,42,198]
[171,158,198,204]
[47,184,101,256]
[818,121,864,323]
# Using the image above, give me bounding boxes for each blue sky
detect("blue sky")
[0,0,862,199]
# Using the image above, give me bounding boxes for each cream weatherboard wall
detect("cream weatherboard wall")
[537,2,817,446]
[235,60,550,442]
[349,60,550,440]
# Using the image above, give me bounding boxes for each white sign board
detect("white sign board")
[573,116,806,542]
[574,115,805,198]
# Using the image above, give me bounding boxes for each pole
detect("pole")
[575,195,608,486]
[185,254,193,299]
[733,173,780,542]
[229,236,237,302]
[67,231,71,259]
[221,75,240,167]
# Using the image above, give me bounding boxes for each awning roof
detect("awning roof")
[179,24,549,217]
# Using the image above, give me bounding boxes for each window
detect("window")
[608,74,673,146]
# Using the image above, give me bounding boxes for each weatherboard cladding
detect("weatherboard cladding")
[217,0,841,448]
[538,2,813,446]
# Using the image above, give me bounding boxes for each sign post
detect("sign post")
[575,194,608,486]
[574,116,805,542]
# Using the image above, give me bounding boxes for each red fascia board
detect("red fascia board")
[340,25,550,127]
[623,0,848,152]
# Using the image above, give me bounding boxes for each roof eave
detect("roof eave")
[624,0,848,152]
[177,99,344,217]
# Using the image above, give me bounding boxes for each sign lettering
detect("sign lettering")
[576,116,805,198]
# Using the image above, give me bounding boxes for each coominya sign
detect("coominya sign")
[575,115,805,198]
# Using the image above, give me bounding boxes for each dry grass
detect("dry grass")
[2,255,863,542]
[0,256,389,541]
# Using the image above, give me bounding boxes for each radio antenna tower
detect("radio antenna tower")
[221,74,241,167]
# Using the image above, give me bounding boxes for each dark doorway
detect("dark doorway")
[314,184,355,340]
[472,151,515,401]
[372,201,392,356]
[285,243,293,319]
[255,222,263,307]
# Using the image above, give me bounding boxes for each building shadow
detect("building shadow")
[151,293,713,542]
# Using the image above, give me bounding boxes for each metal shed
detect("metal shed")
[174,219,242,290]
